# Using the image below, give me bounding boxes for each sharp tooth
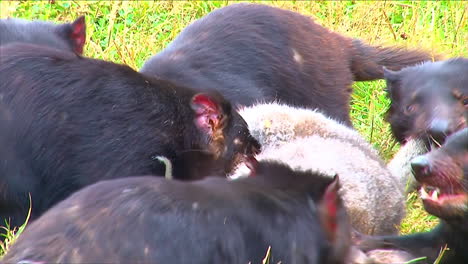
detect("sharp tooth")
[420,187,429,199]
[432,189,439,200]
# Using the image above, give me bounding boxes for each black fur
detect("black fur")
[385,58,468,144]
[141,3,434,127]
[358,128,468,264]
[0,43,259,235]
[1,161,350,264]
[0,16,86,54]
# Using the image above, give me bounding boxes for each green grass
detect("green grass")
[0,0,467,259]
[0,195,32,255]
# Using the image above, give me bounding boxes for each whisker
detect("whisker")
[428,134,442,148]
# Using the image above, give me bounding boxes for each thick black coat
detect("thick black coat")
[141,3,434,126]
[1,161,350,264]
[0,16,86,54]
[0,43,259,235]
[358,128,468,264]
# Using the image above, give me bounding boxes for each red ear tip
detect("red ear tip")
[69,16,86,54]
[324,174,340,213]
[74,16,85,25]
[191,94,219,112]
[72,16,86,34]
[192,93,212,104]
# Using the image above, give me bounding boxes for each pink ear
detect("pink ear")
[191,94,222,135]
[320,175,340,241]
[70,16,86,54]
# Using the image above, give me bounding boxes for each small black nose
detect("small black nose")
[411,155,432,180]
[429,119,451,143]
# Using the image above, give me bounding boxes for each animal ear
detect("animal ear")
[383,67,402,100]
[318,174,340,243]
[69,16,86,54]
[191,93,224,136]
[383,67,400,82]
[57,16,86,54]
[191,93,227,158]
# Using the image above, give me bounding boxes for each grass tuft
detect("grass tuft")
[0,194,32,256]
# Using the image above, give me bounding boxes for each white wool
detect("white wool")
[366,249,416,264]
[233,102,406,235]
[387,138,427,192]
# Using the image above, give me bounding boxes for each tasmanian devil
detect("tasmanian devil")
[1,160,350,264]
[385,58,468,146]
[0,43,260,238]
[140,3,435,127]
[357,128,468,264]
[0,16,86,54]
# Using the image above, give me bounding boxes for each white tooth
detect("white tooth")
[432,189,439,200]
[420,188,429,199]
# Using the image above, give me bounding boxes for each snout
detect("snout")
[411,155,432,181]
[248,137,261,156]
[428,119,453,144]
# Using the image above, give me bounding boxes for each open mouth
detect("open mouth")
[419,184,468,207]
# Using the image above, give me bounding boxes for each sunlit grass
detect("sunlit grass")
[0,195,32,256]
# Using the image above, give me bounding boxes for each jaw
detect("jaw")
[405,133,444,150]
[419,184,468,218]
[412,122,467,149]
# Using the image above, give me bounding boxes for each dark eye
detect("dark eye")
[405,104,418,115]
[462,98,468,106]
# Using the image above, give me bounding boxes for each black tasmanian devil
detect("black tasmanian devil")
[0,16,86,54]
[384,58,468,145]
[140,3,435,127]
[0,43,260,236]
[384,58,467,194]
[357,128,468,264]
[1,160,350,264]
